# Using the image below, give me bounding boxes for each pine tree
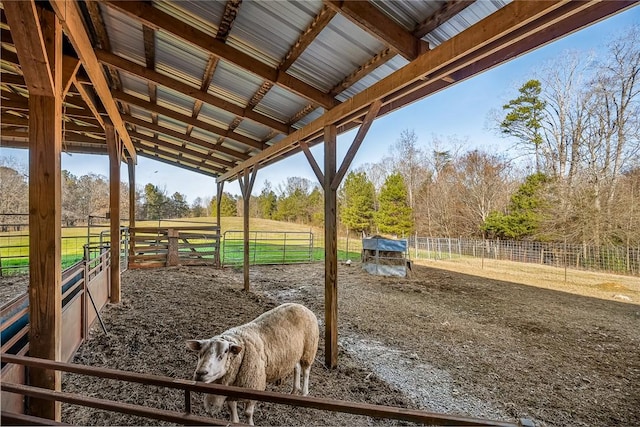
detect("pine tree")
[375,173,414,236]
[339,171,375,234]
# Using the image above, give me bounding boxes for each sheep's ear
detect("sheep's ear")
[230,344,242,354]
[186,340,203,351]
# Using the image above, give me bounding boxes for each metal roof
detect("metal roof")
[1,0,637,181]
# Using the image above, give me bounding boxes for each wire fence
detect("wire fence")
[407,237,640,276]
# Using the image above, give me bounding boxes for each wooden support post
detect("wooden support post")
[26,8,63,421]
[324,124,338,369]
[215,181,224,267]
[106,124,121,303]
[238,167,258,291]
[167,229,179,266]
[127,159,136,256]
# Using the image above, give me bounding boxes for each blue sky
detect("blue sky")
[2,6,639,203]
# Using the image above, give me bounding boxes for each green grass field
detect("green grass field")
[0,217,361,274]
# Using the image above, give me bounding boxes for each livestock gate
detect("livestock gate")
[222,230,317,266]
[128,225,220,269]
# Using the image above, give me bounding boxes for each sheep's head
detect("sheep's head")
[186,336,242,383]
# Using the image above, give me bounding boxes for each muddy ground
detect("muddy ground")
[3,263,640,426]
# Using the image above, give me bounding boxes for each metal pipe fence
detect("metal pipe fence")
[408,237,640,276]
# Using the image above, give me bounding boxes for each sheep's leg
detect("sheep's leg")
[245,400,256,426]
[204,394,226,414]
[228,400,239,424]
[292,362,302,394]
[302,364,311,395]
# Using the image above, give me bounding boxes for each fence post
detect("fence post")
[283,233,287,264]
[448,238,452,260]
[167,229,179,266]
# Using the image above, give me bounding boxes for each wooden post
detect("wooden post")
[127,159,136,256]
[167,229,179,266]
[324,124,338,369]
[215,181,224,267]
[26,9,63,421]
[106,124,121,303]
[237,168,257,291]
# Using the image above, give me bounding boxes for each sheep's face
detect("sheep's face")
[186,337,242,383]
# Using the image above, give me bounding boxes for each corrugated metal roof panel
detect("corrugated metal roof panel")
[209,60,264,107]
[119,73,150,98]
[128,105,151,121]
[157,115,188,134]
[157,86,197,117]
[152,0,223,36]
[370,0,443,31]
[189,127,217,142]
[227,0,323,68]
[291,107,323,129]
[198,103,236,129]
[424,0,512,48]
[234,120,271,142]
[254,85,308,123]
[288,13,385,92]
[155,30,208,89]
[336,55,409,101]
[101,5,145,65]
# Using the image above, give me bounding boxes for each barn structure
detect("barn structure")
[1,0,637,423]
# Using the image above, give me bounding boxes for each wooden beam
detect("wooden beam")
[325,1,425,60]
[323,124,338,369]
[2,113,103,133]
[215,181,224,267]
[49,0,136,162]
[237,166,258,292]
[279,5,336,71]
[218,0,604,183]
[72,81,106,129]
[122,114,250,161]
[96,49,291,135]
[217,0,243,41]
[2,1,54,96]
[330,48,394,96]
[129,130,234,170]
[61,56,81,98]
[332,99,381,190]
[300,141,324,185]
[27,9,62,421]
[103,1,337,109]
[414,0,476,38]
[113,90,263,151]
[106,124,121,303]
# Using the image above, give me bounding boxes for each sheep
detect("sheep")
[186,302,319,425]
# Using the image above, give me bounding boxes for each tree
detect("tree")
[211,192,238,217]
[375,173,413,236]
[143,184,168,220]
[387,129,428,211]
[339,171,375,235]
[0,158,28,231]
[501,80,546,172]
[256,180,277,219]
[168,192,190,218]
[191,197,207,217]
[482,173,549,240]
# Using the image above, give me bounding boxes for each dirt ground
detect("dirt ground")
[3,262,640,426]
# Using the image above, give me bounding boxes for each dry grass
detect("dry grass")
[414,257,640,304]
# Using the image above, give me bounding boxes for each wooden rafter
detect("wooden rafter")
[414,0,475,38]
[121,114,251,160]
[279,5,336,71]
[2,1,55,96]
[330,47,394,96]
[129,131,234,169]
[96,49,291,134]
[72,81,106,129]
[113,90,263,151]
[325,1,426,61]
[84,1,124,95]
[103,1,337,110]
[216,0,242,41]
[49,0,136,161]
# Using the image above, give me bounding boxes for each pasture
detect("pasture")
[46,262,639,426]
